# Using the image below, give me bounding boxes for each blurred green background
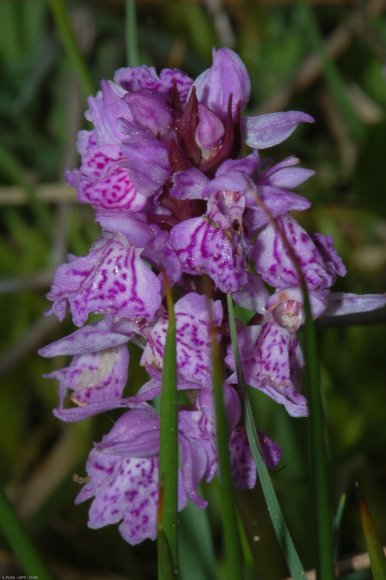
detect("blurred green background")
[0,1,385,578]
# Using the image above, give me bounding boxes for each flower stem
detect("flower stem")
[209,300,244,580]
[48,0,94,97]
[157,274,179,579]
[302,290,335,579]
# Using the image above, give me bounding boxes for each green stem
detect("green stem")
[157,274,179,579]
[302,291,335,580]
[0,485,52,579]
[48,0,94,97]
[125,0,140,67]
[210,301,244,580]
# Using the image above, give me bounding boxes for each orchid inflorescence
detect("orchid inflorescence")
[39,48,386,545]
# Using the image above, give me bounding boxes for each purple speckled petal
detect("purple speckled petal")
[229,428,257,488]
[76,447,159,545]
[226,323,308,417]
[253,216,337,290]
[141,292,223,385]
[114,65,161,92]
[159,68,193,103]
[46,232,161,326]
[45,343,128,408]
[232,273,269,315]
[121,124,170,196]
[194,47,250,120]
[243,111,314,149]
[68,145,147,213]
[39,320,129,357]
[312,233,347,278]
[86,81,131,146]
[125,92,173,137]
[171,168,209,200]
[258,432,282,469]
[114,66,193,103]
[323,292,386,317]
[170,217,248,293]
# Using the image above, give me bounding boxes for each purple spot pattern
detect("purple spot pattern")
[76,449,159,544]
[253,216,345,291]
[114,65,193,103]
[226,323,308,417]
[141,293,223,386]
[68,145,146,212]
[170,217,247,293]
[46,232,161,326]
[44,344,129,408]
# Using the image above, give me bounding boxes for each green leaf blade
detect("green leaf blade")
[157,275,179,579]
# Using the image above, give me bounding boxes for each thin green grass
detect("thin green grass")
[157,275,179,579]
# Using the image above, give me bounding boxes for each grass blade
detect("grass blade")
[356,483,386,580]
[227,293,306,579]
[125,0,140,67]
[302,290,335,579]
[157,274,179,579]
[48,0,94,97]
[179,500,216,580]
[209,299,244,579]
[333,493,346,560]
[0,485,52,580]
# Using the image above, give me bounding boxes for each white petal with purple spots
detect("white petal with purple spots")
[253,216,340,290]
[46,232,161,326]
[141,292,223,386]
[226,323,307,417]
[170,217,247,293]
